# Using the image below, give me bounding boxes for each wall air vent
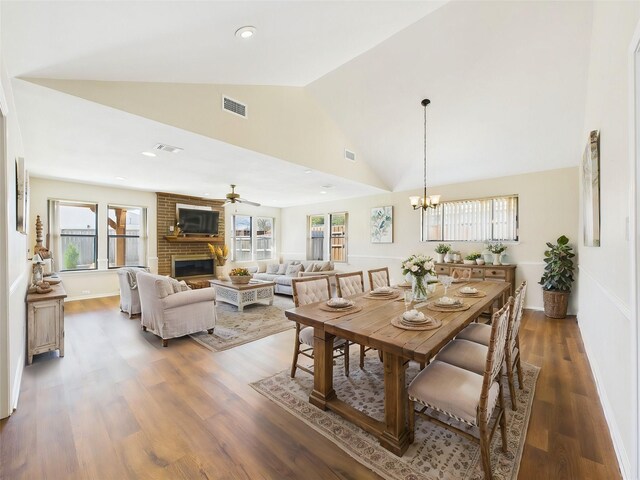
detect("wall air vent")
[345,149,356,162]
[153,143,183,154]
[222,95,247,118]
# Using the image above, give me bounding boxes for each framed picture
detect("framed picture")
[370,206,393,243]
[15,157,28,235]
[582,130,600,247]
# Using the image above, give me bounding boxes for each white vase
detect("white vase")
[492,254,501,265]
[436,253,445,263]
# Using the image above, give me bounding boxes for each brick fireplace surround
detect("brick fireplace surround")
[157,192,225,277]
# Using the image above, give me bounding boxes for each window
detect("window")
[421,195,518,242]
[255,217,273,260]
[231,215,275,261]
[306,212,348,262]
[307,214,325,260]
[330,213,347,262]
[108,205,146,268]
[56,201,98,271]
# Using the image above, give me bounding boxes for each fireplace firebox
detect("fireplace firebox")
[171,255,215,279]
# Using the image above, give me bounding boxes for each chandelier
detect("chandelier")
[409,98,440,210]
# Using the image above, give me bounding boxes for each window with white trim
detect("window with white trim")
[421,195,518,242]
[57,201,98,271]
[108,205,147,268]
[232,215,275,261]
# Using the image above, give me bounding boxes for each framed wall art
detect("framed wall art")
[582,130,600,247]
[370,206,393,243]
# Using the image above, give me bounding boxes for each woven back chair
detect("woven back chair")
[408,298,513,480]
[367,267,390,290]
[452,281,527,410]
[290,276,350,378]
[335,271,364,298]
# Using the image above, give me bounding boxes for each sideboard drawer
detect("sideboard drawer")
[435,265,450,275]
[485,269,507,279]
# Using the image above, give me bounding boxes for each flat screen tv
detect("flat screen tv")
[177,205,219,236]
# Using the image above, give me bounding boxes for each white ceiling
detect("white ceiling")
[2,1,596,204]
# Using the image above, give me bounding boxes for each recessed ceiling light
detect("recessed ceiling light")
[203,193,210,196]
[235,26,256,39]
[320,190,327,194]
[304,169,312,174]
[321,184,334,189]
[141,151,156,157]
[115,176,126,181]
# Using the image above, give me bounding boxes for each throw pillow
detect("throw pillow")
[310,263,321,272]
[156,278,174,298]
[167,277,186,294]
[285,264,303,276]
[178,280,191,292]
[277,263,288,275]
[319,261,332,272]
[266,264,280,274]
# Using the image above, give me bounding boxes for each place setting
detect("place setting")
[364,285,400,300]
[426,295,471,312]
[318,296,363,314]
[455,285,487,298]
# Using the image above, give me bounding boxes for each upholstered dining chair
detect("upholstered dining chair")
[408,299,513,480]
[335,271,371,368]
[367,267,390,290]
[290,276,350,378]
[437,282,527,410]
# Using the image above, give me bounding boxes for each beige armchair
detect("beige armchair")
[136,271,217,347]
[117,266,149,317]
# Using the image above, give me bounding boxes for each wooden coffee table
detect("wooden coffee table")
[209,279,275,312]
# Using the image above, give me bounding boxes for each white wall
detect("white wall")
[0,30,30,418]
[577,3,640,479]
[281,167,579,311]
[29,177,157,300]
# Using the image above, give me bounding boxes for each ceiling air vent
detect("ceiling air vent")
[345,149,356,162]
[153,143,183,154]
[222,95,247,118]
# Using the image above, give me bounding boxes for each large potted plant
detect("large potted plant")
[539,235,575,318]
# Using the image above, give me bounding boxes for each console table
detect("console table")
[433,262,517,296]
[26,282,67,364]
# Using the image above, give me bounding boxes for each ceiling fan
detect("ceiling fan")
[223,184,261,207]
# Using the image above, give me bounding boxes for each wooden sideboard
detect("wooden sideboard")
[26,282,67,365]
[434,262,517,296]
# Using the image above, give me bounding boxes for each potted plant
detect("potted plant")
[229,267,252,284]
[487,243,507,265]
[434,243,451,263]
[464,252,481,265]
[539,235,575,319]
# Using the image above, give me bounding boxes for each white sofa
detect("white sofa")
[251,260,337,296]
[136,271,217,347]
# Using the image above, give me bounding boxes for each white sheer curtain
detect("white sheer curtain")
[47,200,61,272]
[422,196,518,242]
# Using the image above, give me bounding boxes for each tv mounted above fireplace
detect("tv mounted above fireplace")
[176,204,219,236]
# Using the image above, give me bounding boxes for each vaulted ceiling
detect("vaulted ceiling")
[1,1,594,206]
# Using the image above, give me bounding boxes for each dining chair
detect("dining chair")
[408,299,513,480]
[290,276,350,378]
[437,282,527,410]
[335,271,370,368]
[367,267,390,290]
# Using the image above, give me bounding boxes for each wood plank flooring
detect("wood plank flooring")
[0,296,621,479]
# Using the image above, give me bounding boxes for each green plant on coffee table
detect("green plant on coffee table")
[465,252,482,261]
[229,267,250,277]
[539,235,575,291]
[434,243,451,254]
[487,242,507,254]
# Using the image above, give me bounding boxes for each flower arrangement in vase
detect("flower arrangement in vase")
[464,252,481,265]
[402,254,436,301]
[207,243,229,266]
[229,267,252,284]
[487,243,507,265]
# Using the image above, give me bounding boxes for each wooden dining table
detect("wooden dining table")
[284,280,512,456]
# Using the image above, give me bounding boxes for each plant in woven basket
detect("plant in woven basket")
[539,235,575,319]
[539,235,575,292]
[230,267,250,277]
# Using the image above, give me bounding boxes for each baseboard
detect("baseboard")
[580,321,632,479]
[65,291,119,302]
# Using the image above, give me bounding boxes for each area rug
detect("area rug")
[190,295,294,352]
[251,355,539,480]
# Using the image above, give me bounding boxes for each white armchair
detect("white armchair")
[117,266,149,317]
[136,271,217,347]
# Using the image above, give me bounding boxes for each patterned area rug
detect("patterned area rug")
[190,294,294,351]
[251,355,539,480]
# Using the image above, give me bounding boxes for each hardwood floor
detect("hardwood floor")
[0,296,621,479]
